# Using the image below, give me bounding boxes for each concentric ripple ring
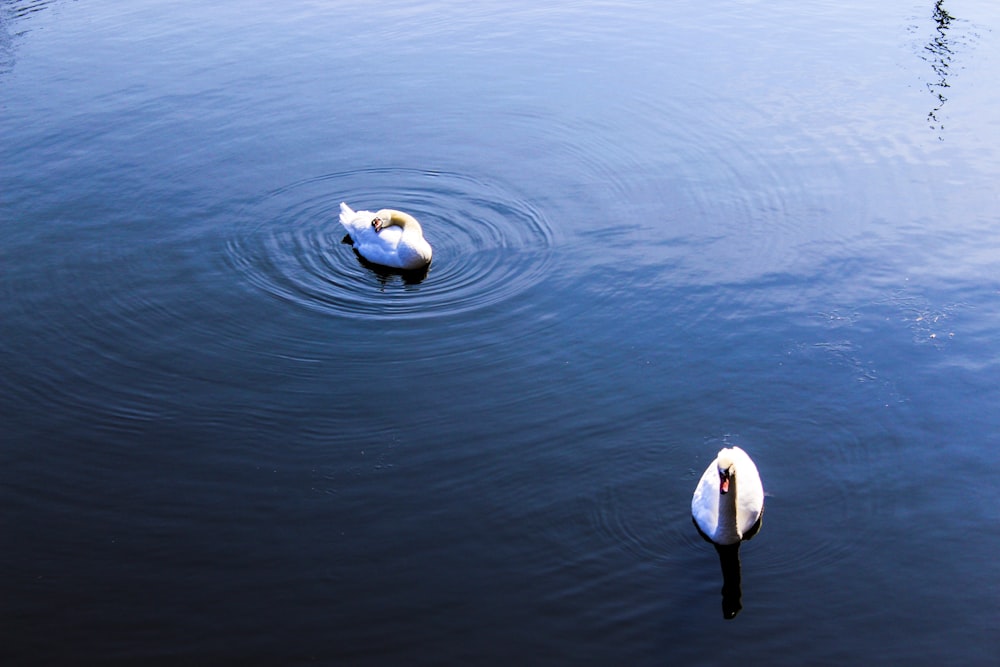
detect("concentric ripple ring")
[227,168,556,320]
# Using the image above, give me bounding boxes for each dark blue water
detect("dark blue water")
[2,1,998,664]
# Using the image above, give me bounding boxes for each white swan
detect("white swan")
[339,202,433,270]
[691,446,764,546]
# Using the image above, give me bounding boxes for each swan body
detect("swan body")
[691,446,764,546]
[339,203,433,270]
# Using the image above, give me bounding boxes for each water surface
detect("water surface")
[2,0,999,664]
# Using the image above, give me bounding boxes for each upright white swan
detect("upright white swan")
[339,202,433,270]
[691,446,764,546]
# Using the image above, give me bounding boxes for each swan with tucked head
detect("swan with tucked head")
[339,202,433,270]
[691,446,764,546]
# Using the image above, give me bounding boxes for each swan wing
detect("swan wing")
[353,227,406,267]
[691,462,720,540]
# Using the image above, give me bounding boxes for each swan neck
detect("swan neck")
[717,475,742,543]
[388,211,422,235]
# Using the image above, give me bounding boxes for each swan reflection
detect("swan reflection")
[922,0,956,138]
[715,543,744,620]
[695,512,762,619]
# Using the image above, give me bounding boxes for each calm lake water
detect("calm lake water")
[2,0,999,664]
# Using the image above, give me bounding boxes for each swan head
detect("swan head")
[716,449,737,495]
[372,209,402,233]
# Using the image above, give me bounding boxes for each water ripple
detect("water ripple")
[589,431,874,577]
[227,168,555,320]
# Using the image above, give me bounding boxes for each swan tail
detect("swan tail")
[339,202,356,226]
[339,202,371,238]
